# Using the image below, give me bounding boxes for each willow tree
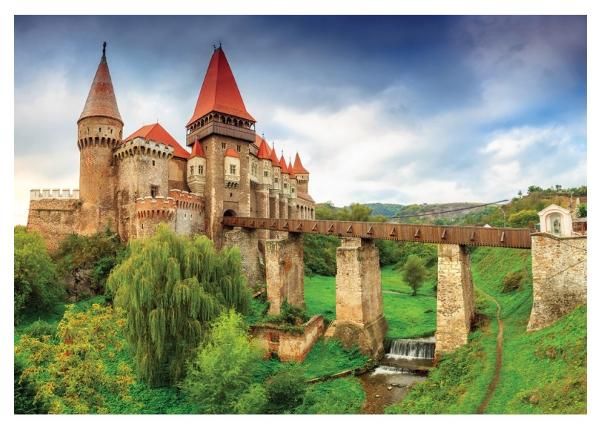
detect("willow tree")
[107,224,250,387]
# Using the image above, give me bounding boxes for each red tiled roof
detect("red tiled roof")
[269,144,280,168]
[187,47,255,126]
[224,147,240,158]
[279,153,290,174]
[190,139,206,158]
[79,49,122,124]
[292,152,309,175]
[124,123,189,159]
[256,135,271,160]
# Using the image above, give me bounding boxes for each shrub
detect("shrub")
[577,203,587,218]
[14,356,47,414]
[265,367,307,413]
[266,300,308,326]
[108,224,251,387]
[181,310,265,413]
[21,320,56,338]
[508,209,539,228]
[297,378,365,414]
[14,226,64,324]
[502,270,526,293]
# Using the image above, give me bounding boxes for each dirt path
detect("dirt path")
[476,290,504,414]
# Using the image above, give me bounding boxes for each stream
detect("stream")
[359,337,435,413]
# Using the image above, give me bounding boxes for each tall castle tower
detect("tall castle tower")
[186,46,256,244]
[77,42,122,234]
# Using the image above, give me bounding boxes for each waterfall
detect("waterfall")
[386,337,435,360]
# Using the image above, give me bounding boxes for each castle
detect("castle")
[27,43,315,252]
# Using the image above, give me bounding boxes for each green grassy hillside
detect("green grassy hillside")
[386,247,586,414]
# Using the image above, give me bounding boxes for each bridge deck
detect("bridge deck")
[222,217,532,249]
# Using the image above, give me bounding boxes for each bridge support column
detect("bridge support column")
[435,244,474,361]
[265,232,304,315]
[223,227,264,289]
[325,238,387,359]
[527,233,587,331]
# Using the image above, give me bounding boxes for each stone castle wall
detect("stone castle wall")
[168,157,190,192]
[27,199,81,252]
[265,233,304,314]
[223,227,264,288]
[435,244,474,360]
[527,233,587,331]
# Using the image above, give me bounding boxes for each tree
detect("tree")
[15,304,137,414]
[14,226,64,324]
[528,185,543,194]
[107,224,251,387]
[265,366,307,413]
[508,209,539,228]
[577,203,587,218]
[402,255,427,296]
[181,310,266,413]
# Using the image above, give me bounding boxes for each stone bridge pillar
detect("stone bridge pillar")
[223,227,265,289]
[265,232,304,315]
[325,238,387,358]
[435,244,474,360]
[527,233,587,331]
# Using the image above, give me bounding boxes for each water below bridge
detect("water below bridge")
[359,337,435,413]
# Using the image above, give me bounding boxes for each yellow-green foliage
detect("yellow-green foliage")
[107,225,251,387]
[15,304,136,414]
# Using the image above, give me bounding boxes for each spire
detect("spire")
[256,135,271,160]
[269,143,281,167]
[190,139,206,158]
[79,42,122,124]
[279,152,290,174]
[292,152,309,175]
[187,47,255,126]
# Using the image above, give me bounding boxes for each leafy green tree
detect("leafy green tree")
[107,225,251,387]
[14,227,64,324]
[577,203,587,218]
[402,255,427,296]
[181,309,265,413]
[508,209,539,228]
[15,304,137,414]
[265,367,307,413]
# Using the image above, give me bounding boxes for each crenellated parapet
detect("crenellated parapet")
[114,137,174,161]
[30,188,80,200]
[135,196,177,219]
[169,189,204,211]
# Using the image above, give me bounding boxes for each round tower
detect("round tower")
[77,42,123,235]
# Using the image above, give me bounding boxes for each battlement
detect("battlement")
[168,189,204,210]
[30,189,80,200]
[114,137,174,161]
[135,196,177,219]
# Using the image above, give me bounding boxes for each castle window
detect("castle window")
[264,170,269,177]
[237,145,241,152]
[190,166,194,175]
[229,164,237,175]
[150,185,159,198]
[284,183,288,189]
[99,128,101,132]
[292,188,295,193]
[199,165,204,175]
[274,178,278,184]
[152,160,156,166]
[222,142,226,150]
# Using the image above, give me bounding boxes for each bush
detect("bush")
[182,310,266,414]
[21,320,56,338]
[577,203,587,218]
[508,209,539,228]
[108,225,251,387]
[14,227,64,324]
[266,300,308,326]
[265,367,307,413]
[14,356,47,414]
[502,270,526,293]
[297,378,365,414]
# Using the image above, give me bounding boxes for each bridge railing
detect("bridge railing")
[222,216,532,249]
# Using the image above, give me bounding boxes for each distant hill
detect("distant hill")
[365,202,491,223]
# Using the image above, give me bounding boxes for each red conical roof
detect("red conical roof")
[269,144,281,168]
[256,135,271,160]
[190,139,206,158]
[292,152,309,175]
[288,157,296,178]
[124,123,189,159]
[79,44,122,124]
[187,47,255,126]
[279,153,290,174]
[224,147,240,158]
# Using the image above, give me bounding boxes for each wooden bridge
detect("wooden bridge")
[222,216,532,249]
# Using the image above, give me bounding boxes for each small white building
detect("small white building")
[538,204,573,237]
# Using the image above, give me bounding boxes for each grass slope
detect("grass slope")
[387,247,586,414]
[305,266,436,339]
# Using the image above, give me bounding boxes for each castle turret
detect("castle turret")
[77,42,122,235]
[187,139,207,194]
[292,152,310,194]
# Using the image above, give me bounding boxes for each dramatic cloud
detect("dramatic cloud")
[14,16,586,224]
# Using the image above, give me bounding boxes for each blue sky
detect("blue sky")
[14,15,586,224]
